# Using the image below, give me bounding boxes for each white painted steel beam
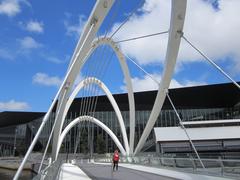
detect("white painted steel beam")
[56,77,130,155]
[56,116,126,159]
[134,0,187,155]
[90,37,135,154]
[52,0,115,160]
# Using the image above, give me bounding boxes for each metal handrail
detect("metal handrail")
[93,156,240,178]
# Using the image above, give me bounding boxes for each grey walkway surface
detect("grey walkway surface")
[78,163,174,180]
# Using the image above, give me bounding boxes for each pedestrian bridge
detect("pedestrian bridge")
[13,0,240,179]
[31,154,240,180]
[38,160,234,180]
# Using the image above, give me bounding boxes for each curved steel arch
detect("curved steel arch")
[90,37,135,154]
[52,37,136,157]
[134,0,187,154]
[51,0,115,160]
[56,77,130,155]
[56,115,126,160]
[15,1,115,178]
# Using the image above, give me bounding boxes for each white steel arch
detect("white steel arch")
[56,115,126,160]
[89,37,135,154]
[14,1,115,178]
[56,77,130,155]
[52,37,136,157]
[51,0,115,160]
[134,0,187,154]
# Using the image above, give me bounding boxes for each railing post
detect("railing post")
[218,157,224,176]
[190,156,196,171]
[173,158,177,168]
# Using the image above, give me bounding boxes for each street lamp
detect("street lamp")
[31,125,35,143]
[13,127,18,156]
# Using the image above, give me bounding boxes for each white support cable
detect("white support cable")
[182,35,240,90]
[124,53,160,85]
[88,37,135,155]
[52,23,96,160]
[79,52,96,117]
[110,0,145,38]
[87,47,110,115]
[79,32,100,118]
[85,49,102,116]
[74,124,83,156]
[52,0,116,159]
[80,45,112,138]
[38,88,68,173]
[125,48,206,170]
[115,30,169,43]
[90,50,115,115]
[165,91,206,169]
[103,0,120,38]
[83,43,109,118]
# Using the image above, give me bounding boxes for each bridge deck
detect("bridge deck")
[58,163,91,180]
[76,163,229,180]
[78,163,173,180]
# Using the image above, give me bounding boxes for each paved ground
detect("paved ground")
[58,163,91,180]
[78,163,175,180]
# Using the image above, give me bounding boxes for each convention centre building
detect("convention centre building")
[0,82,239,158]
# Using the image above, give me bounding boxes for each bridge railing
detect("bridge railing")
[32,158,64,180]
[93,155,240,178]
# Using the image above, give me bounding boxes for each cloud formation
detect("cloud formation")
[26,20,44,33]
[32,72,83,88]
[40,53,68,64]
[0,99,29,111]
[0,0,30,17]
[33,72,62,87]
[0,0,20,16]
[64,14,86,39]
[19,36,42,50]
[111,0,240,74]
[0,48,14,60]
[121,73,206,92]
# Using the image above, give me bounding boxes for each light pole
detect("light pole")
[13,127,17,156]
[31,125,35,143]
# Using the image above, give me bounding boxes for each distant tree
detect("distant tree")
[80,129,89,154]
[96,133,105,154]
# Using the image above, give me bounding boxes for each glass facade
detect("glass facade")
[1,105,238,156]
[53,105,240,154]
[1,81,239,157]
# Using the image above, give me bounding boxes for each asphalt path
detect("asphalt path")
[78,163,176,180]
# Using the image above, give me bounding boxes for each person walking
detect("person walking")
[112,149,119,171]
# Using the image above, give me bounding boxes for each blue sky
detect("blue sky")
[0,0,239,112]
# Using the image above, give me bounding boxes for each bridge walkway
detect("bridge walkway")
[78,163,173,180]
[75,163,229,180]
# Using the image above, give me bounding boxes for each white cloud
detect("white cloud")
[40,53,68,64]
[44,56,63,64]
[170,79,206,89]
[120,73,206,92]
[33,72,62,87]
[19,36,42,50]
[0,48,14,60]
[120,73,160,92]
[0,0,20,17]
[0,99,29,111]
[0,0,30,17]
[64,14,86,38]
[111,0,240,73]
[26,20,44,33]
[32,72,83,88]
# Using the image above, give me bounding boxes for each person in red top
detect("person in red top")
[112,149,119,171]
